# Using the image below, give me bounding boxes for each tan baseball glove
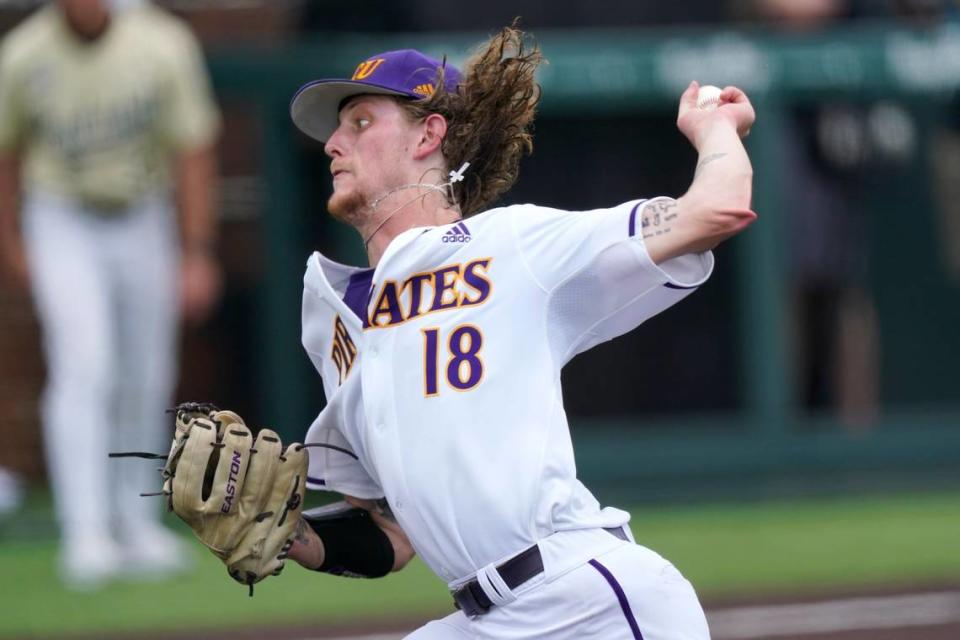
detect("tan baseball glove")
[161,402,308,594]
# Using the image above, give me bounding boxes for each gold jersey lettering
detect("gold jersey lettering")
[330,315,358,385]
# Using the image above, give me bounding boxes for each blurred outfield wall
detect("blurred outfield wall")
[1,16,958,499]
[201,24,960,502]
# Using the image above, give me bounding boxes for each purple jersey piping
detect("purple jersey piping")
[588,559,645,639]
[627,200,699,291]
[343,269,375,322]
[628,202,642,237]
[664,282,699,290]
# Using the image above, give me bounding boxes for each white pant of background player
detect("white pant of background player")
[23,190,184,587]
[407,527,710,640]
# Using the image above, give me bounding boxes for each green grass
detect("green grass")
[631,491,960,595]
[1,540,451,637]
[1,490,958,637]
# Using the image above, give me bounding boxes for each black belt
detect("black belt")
[452,527,629,617]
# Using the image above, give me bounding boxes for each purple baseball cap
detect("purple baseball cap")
[290,49,462,143]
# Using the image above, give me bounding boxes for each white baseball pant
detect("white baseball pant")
[405,538,710,639]
[23,189,178,553]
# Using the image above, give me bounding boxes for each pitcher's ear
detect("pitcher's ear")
[414,113,448,159]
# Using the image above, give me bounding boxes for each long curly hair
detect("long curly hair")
[399,22,543,216]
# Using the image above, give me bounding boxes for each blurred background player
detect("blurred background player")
[745,0,886,429]
[0,0,221,588]
[0,465,23,517]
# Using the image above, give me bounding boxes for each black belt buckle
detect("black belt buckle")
[451,530,626,617]
[451,544,542,617]
[453,582,491,617]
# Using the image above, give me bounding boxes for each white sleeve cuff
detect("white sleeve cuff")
[631,236,715,290]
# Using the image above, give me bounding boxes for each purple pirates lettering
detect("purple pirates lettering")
[366,258,493,329]
[331,315,358,385]
[405,272,434,321]
[431,266,461,312]
[370,281,405,327]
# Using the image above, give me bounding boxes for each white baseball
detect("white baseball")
[696,85,722,111]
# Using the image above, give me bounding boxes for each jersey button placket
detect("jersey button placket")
[361,334,397,457]
[359,276,414,529]
[362,335,385,436]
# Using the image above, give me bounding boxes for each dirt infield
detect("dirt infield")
[81,583,960,640]
[772,626,959,640]
[704,589,960,640]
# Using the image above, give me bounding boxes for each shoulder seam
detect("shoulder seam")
[509,207,550,295]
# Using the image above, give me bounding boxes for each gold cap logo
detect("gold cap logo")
[352,58,386,80]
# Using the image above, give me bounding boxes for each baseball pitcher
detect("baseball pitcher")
[146,23,755,639]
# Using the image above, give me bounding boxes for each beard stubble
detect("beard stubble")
[327,188,368,227]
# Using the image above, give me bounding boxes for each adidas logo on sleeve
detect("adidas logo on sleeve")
[442,222,472,243]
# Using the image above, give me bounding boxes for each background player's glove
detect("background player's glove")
[162,403,308,594]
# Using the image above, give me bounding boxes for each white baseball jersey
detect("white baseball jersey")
[302,199,713,585]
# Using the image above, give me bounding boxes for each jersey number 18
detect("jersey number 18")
[421,325,484,396]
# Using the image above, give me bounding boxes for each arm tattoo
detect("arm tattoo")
[641,198,680,239]
[373,498,397,523]
[294,516,312,545]
[695,152,728,174]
